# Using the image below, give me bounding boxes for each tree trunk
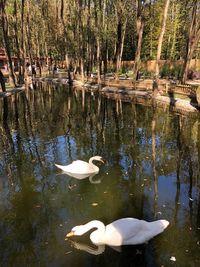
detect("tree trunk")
[60,0,70,70]
[20,0,26,82]
[182,0,200,84]
[114,15,122,79]
[96,38,101,84]
[94,0,101,84]
[26,0,34,82]
[155,0,170,78]
[154,0,170,94]
[103,40,108,76]
[77,0,85,82]
[13,0,24,84]
[114,2,128,80]
[170,3,179,59]
[119,18,127,67]
[0,70,6,92]
[132,17,144,82]
[132,0,146,82]
[1,0,17,87]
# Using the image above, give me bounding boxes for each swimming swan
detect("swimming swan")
[66,218,169,246]
[55,156,104,176]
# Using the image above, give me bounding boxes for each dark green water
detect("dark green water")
[0,84,200,267]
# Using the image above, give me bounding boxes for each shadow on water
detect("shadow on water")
[168,91,177,108]
[0,84,200,266]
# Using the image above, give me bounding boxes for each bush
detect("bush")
[160,64,183,79]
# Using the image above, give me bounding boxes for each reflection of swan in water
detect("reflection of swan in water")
[67,173,102,184]
[55,156,104,176]
[67,240,123,255]
[68,240,105,255]
[66,218,169,246]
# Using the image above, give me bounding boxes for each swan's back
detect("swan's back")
[59,160,98,174]
[102,218,169,246]
[103,218,141,246]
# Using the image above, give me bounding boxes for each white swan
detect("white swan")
[55,156,104,176]
[66,218,169,246]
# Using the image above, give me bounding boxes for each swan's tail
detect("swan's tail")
[55,164,66,171]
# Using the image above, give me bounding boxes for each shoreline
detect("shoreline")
[0,75,199,114]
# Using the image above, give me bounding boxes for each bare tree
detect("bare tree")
[155,0,170,79]
[113,0,128,79]
[132,0,148,82]
[153,0,170,94]
[182,0,200,84]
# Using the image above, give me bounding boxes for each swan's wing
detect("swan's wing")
[105,218,143,246]
[55,160,96,174]
[69,160,94,174]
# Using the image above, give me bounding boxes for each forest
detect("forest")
[0,0,200,89]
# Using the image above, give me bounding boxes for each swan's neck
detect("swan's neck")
[88,157,99,171]
[84,220,105,245]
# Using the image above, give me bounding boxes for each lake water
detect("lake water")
[0,84,200,267]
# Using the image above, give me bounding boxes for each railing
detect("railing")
[169,83,199,97]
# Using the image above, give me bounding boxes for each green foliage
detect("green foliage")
[1,0,200,80]
[160,64,183,79]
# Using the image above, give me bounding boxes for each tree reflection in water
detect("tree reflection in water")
[0,84,200,266]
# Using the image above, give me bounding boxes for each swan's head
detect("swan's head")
[159,219,170,230]
[66,220,104,240]
[66,225,85,238]
[91,156,105,163]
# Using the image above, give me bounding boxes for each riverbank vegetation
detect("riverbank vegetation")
[0,0,200,89]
